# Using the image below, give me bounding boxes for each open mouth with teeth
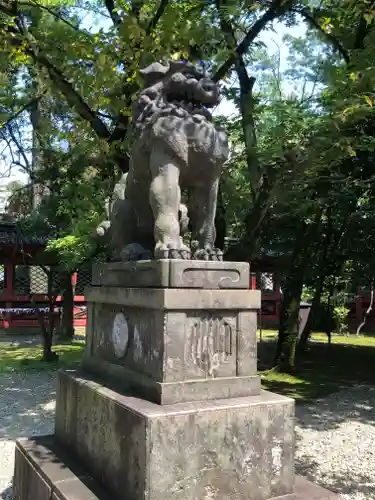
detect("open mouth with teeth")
[165,95,214,120]
[163,71,219,119]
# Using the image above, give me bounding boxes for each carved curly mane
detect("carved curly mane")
[131,60,218,135]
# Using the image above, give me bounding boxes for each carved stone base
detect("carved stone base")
[13,436,338,500]
[13,435,111,500]
[54,370,295,500]
[92,260,250,289]
[13,434,339,500]
[84,286,261,404]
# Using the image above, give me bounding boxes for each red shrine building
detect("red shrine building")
[0,221,89,333]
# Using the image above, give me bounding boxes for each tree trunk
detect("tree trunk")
[32,269,58,362]
[298,276,325,351]
[274,275,304,371]
[243,172,276,257]
[33,298,57,361]
[215,185,226,250]
[356,281,374,336]
[274,208,322,371]
[29,70,47,210]
[326,293,334,347]
[59,272,75,340]
[299,203,352,349]
[225,176,276,262]
[43,271,59,361]
[42,324,56,361]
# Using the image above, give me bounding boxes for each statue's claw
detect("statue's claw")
[154,242,191,260]
[191,241,223,261]
[212,248,224,261]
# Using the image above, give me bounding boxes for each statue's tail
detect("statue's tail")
[95,172,129,243]
[96,219,111,239]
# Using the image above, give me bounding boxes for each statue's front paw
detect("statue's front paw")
[191,241,223,261]
[154,242,191,260]
[211,247,224,261]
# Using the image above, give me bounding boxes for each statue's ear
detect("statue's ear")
[167,60,204,79]
[168,60,194,73]
[140,62,170,86]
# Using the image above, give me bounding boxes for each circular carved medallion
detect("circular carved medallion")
[112,313,129,358]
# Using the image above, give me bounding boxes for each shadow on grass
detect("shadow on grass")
[0,341,85,374]
[258,338,375,403]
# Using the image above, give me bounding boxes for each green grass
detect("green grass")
[0,341,85,374]
[1,327,375,405]
[258,329,375,402]
[257,329,375,346]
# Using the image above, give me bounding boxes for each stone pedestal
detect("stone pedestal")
[83,284,261,404]
[13,260,338,500]
[55,371,294,500]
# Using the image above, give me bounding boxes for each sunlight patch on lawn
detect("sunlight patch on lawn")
[257,329,375,347]
[0,341,85,373]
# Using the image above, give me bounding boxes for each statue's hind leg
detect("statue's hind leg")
[149,150,190,259]
[117,151,154,261]
[188,176,223,261]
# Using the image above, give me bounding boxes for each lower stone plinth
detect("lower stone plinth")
[13,436,111,500]
[55,370,295,500]
[13,436,338,500]
[294,477,338,499]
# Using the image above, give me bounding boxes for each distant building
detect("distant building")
[0,172,28,215]
[0,184,11,213]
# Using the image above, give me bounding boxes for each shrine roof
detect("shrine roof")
[224,237,289,270]
[0,221,52,246]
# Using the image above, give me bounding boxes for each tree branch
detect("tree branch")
[213,0,294,82]
[104,0,122,26]
[104,0,169,147]
[20,0,79,30]
[299,8,350,63]
[146,0,169,35]
[0,132,15,165]
[11,15,111,139]
[8,123,31,172]
[0,93,46,130]
[354,1,375,50]
[216,0,259,195]
[36,54,111,138]
[0,9,112,141]
[131,0,144,19]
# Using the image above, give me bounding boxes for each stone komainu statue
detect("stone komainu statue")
[98,60,229,261]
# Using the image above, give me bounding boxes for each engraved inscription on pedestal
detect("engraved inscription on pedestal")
[112,312,129,358]
[185,316,233,377]
[89,298,259,386]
